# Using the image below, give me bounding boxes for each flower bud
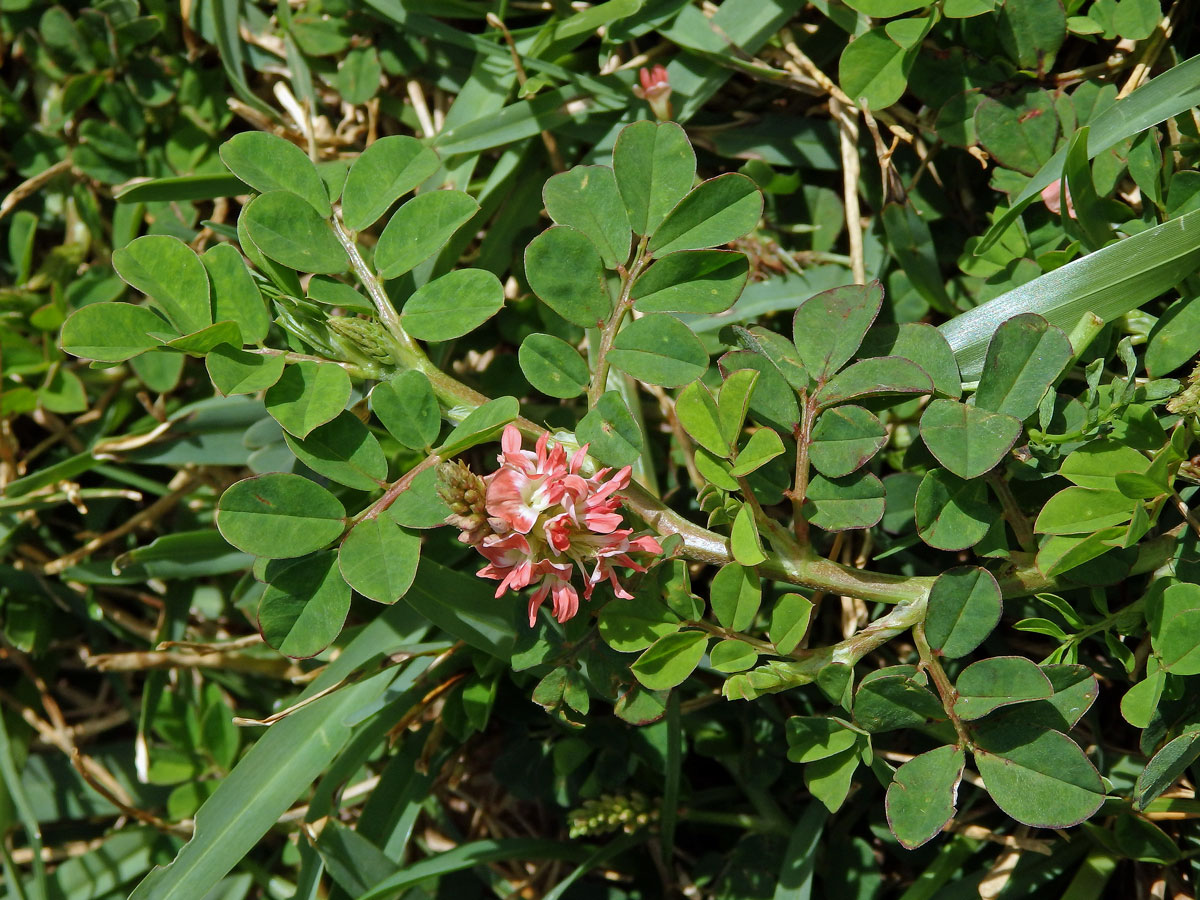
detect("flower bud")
[632,65,672,121]
[438,460,493,546]
[327,316,398,364]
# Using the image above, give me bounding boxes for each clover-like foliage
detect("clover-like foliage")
[57,117,1200,855]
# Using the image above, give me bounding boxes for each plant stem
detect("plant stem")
[1069,595,1146,648]
[789,396,816,545]
[737,474,798,558]
[994,525,1177,599]
[333,210,544,430]
[1025,426,1086,444]
[350,453,442,527]
[247,347,383,380]
[588,239,651,410]
[913,623,971,747]
[690,619,777,656]
[331,214,428,372]
[986,471,1036,553]
[831,594,926,665]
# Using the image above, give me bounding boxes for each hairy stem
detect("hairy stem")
[588,239,651,409]
[247,347,383,380]
[789,396,816,545]
[331,215,421,364]
[333,212,545,434]
[913,623,971,747]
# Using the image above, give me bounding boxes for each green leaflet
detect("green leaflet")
[258,552,351,658]
[219,131,331,216]
[886,745,965,849]
[924,567,1003,658]
[216,473,346,558]
[341,135,440,231]
[632,631,709,691]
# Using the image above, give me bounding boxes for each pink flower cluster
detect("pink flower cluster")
[462,426,663,627]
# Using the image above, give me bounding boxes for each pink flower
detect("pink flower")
[632,65,673,121]
[1041,180,1075,218]
[466,425,664,626]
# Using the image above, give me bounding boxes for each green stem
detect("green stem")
[690,619,778,656]
[349,453,442,527]
[994,525,1178,600]
[788,393,817,545]
[333,211,544,432]
[766,550,931,606]
[587,239,651,410]
[1066,311,1107,363]
[331,216,421,364]
[1072,595,1146,645]
[1025,426,1087,444]
[247,347,383,380]
[831,594,927,665]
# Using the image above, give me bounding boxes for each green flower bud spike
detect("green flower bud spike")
[568,792,658,838]
[327,315,402,364]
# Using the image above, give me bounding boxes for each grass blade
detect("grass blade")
[977,54,1200,251]
[663,0,805,122]
[127,604,428,900]
[204,0,274,116]
[543,832,643,900]
[358,0,625,104]
[0,712,47,900]
[358,839,592,900]
[773,803,827,900]
[433,88,617,157]
[943,209,1200,380]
